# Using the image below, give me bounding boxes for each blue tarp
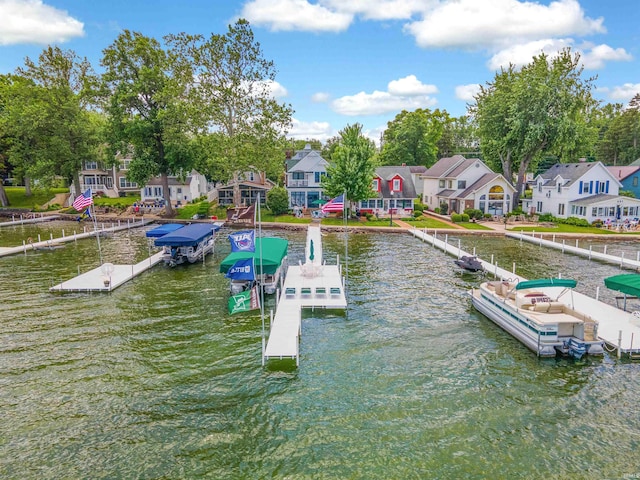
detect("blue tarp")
[154,223,221,247]
[145,223,185,238]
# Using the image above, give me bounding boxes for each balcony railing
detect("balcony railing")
[288,180,309,187]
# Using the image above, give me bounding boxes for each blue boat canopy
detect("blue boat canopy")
[604,274,640,297]
[515,278,577,290]
[145,223,185,238]
[154,223,220,247]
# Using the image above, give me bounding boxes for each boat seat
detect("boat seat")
[315,287,326,297]
[534,302,550,313]
[330,287,341,296]
[285,287,296,298]
[301,287,312,297]
[547,302,565,314]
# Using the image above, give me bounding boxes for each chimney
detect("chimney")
[402,163,406,167]
[578,158,586,162]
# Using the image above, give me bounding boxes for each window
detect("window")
[538,182,542,192]
[120,159,132,170]
[393,179,401,191]
[558,203,565,215]
[537,201,543,212]
[592,207,598,217]
[119,177,137,188]
[557,182,562,193]
[583,182,590,194]
[177,188,182,194]
[372,179,379,191]
[447,180,453,189]
[84,161,98,170]
[290,191,305,207]
[479,194,486,212]
[314,172,321,183]
[457,180,466,189]
[292,172,304,180]
[439,179,445,188]
[634,177,638,187]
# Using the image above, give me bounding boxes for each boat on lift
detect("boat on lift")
[454,255,483,272]
[154,223,222,267]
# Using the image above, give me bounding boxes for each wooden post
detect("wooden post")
[618,330,622,359]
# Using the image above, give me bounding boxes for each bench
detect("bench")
[301,287,312,297]
[330,287,341,297]
[315,287,326,297]
[285,287,296,298]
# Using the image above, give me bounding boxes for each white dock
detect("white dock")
[0,213,60,227]
[506,231,640,270]
[0,218,153,258]
[408,227,640,357]
[263,225,347,366]
[50,251,164,292]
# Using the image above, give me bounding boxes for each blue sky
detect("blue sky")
[1,0,638,144]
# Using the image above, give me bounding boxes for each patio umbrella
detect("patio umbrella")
[310,199,327,207]
[309,239,315,261]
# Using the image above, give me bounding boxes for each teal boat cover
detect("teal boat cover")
[515,278,577,290]
[220,237,288,275]
[145,223,184,238]
[604,274,640,296]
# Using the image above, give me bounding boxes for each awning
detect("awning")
[604,274,640,297]
[515,278,577,290]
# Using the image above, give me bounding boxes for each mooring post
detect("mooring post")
[553,234,556,243]
[491,254,494,265]
[458,239,461,259]
[520,230,523,243]
[604,245,608,255]
[38,234,41,243]
[562,239,565,253]
[445,234,448,250]
[513,262,516,274]
[621,252,625,268]
[473,247,476,256]
[575,239,579,248]
[589,245,592,260]
[22,240,26,254]
[618,330,622,359]
[596,286,600,301]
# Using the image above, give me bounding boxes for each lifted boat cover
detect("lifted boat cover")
[145,223,184,238]
[515,278,577,290]
[220,237,288,275]
[154,223,220,247]
[604,274,640,297]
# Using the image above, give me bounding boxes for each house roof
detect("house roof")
[423,155,466,178]
[629,158,640,167]
[147,176,193,186]
[374,166,418,197]
[218,180,272,191]
[539,162,600,187]
[458,173,503,198]
[288,150,328,172]
[437,189,456,198]
[286,144,319,171]
[408,165,428,174]
[607,165,640,181]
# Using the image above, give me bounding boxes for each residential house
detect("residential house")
[216,171,275,207]
[285,144,328,208]
[522,161,640,223]
[421,155,516,215]
[76,155,139,198]
[141,170,208,206]
[607,165,640,198]
[358,165,423,217]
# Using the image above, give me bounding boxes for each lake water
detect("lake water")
[1,221,639,479]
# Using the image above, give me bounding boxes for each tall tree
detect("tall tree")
[167,19,293,206]
[379,108,444,167]
[321,123,378,209]
[101,31,193,217]
[472,48,596,208]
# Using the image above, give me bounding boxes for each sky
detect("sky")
[0,0,639,145]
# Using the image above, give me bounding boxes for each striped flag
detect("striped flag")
[321,194,344,213]
[73,189,93,212]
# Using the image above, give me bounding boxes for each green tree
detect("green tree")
[101,31,194,217]
[472,48,596,208]
[379,108,444,167]
[600,94,640,165]
[266,185,289,215]
[167,20,293,206]
[322,123,377,210]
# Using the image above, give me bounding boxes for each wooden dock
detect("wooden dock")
[263,225,347,366]
[50,251,164,292]
[408,227,640,357]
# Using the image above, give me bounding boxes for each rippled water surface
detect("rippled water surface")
[1,222,639,479]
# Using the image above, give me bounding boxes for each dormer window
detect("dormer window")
[557,182,561,193]
[538,182,542,192]
[392,178,401,191]
[372,178,379,191]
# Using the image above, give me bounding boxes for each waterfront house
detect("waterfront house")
[421,155,515,215]
[285,144,329,209]
[607,165,640,198]
[141,170,208,206]
[216,171,274,207]
[522,161,640,224]
[358,165,424,217]
[76,154,139,199]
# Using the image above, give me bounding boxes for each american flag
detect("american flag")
[73,189,93,212]
[321,194,345,213]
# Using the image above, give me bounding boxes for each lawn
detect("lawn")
[509,224,636,235]
[403,217,458,229]
[3,187,69,209]
[458,221,494,230]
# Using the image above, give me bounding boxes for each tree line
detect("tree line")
[0,19,638,212]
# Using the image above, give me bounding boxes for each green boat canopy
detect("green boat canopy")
[220,237,288,275]
[604,274,640,297]
[515,278,577,290]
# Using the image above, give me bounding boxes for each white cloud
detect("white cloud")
[332,75,437,115]
[289,118,335,141]
[0,0,84,45]
[241,0,352,32]
[311,92,331,103]
[262,80,288,98]
[322,0,431,21]
[581,44,632,70]
[606,83,640,102]
[405,0,604,50]
[455,84,481,102]
[387,75,437,96]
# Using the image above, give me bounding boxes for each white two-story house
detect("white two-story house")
[421,155,516,215]
[285,144,328,208]
[141,170,209,206]
[523,161,640,223]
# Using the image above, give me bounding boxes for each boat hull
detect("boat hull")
[161,236,215,267]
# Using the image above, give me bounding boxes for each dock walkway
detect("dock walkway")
[50,251,164,292]
[0,213,60,227]
[408,227,640,357]
[263,225,347,366]
[0,218,153,258]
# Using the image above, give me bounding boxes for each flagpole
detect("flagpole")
[257,193,265,361]
[343,190,348,305]
[85,189,103,265]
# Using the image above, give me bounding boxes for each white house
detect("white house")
[285,144,328,208]
[421,155,516,215]
[141,170,208,206]
[522,161,640,223]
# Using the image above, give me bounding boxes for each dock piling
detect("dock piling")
[618,330,622,359]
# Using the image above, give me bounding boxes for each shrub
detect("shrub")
[413,210,422,218]
[484,213,492,219]
[266,186,289,215]
[434,207,441,214]
[439,202,448,215]
[538,213,555,222]
[563,216,590,227]
[592,218,603,228]
[461,213,470,222]
[464,208,483,221]
[451,213,463,223]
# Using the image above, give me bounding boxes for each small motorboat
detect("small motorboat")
[454,255,484,272]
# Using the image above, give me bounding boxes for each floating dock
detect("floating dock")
[263,225,347,366]
[408,227,640,357]
[0,213,60,227]
[50,251,164,292]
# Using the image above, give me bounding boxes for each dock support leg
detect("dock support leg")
[618,330,622,359]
